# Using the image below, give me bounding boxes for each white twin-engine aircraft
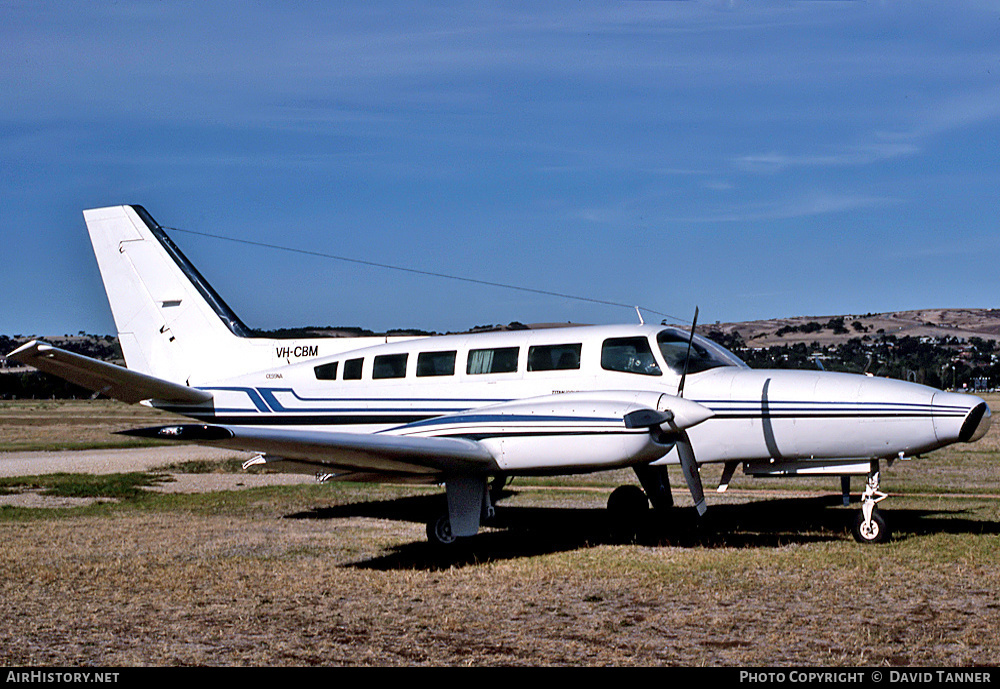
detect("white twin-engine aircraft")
[10,206,992,545]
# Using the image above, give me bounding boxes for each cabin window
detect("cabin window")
[527,343,582,371]
[417,350,456,377]
[343,357,363,380]
[313,361,339,380]
[601,337,662,376]
[467,347,519,375]
[373,353,408,379]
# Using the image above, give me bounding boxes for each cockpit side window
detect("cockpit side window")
[656,328,746,375]
[601,337,662,376]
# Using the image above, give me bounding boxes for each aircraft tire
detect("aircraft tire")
[426,514,458,546]
[607,485,649,523]
[852,510,891,544]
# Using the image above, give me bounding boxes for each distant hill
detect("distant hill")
[704,308,1000,348]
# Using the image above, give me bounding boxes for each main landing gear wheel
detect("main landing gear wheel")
[607,485,649,537]
[608,485,649,519]
[426,515,457,547]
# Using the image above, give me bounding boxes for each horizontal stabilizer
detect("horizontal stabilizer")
[120,424,499,477]
[118,424,233,441]
[7,341,213,405]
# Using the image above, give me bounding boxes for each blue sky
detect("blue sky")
[3,1,999,336]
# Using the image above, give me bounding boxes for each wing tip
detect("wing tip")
[6,339,44,361]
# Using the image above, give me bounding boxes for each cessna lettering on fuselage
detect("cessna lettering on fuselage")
[10,205,992,546]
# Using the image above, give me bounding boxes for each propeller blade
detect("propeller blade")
[676,431,707,516]
[677,306,699,398]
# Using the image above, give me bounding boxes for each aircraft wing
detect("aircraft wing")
[120,391,714,481]
[6,341,213,405]
[120,423,500,479]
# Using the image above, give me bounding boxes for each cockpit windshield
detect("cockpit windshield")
[656,328,748,375]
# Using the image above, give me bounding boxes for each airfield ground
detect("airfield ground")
[0,398,999,666]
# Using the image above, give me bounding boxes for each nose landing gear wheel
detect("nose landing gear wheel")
[852,509,890,544]
[851,459,891,544]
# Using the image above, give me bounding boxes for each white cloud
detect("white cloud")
[734,142,921,172]
[670,190,900,224]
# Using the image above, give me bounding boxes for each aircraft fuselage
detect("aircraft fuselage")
[157,323,990,479]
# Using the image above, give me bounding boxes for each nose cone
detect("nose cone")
[933,392,992,444]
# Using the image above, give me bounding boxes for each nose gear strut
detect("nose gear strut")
[852,459,890,543]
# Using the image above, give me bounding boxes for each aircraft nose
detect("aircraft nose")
[932,391,992,444]
[960,400,992,442]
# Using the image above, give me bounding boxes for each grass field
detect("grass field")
[0,399,185,451]
[0,396,998,666]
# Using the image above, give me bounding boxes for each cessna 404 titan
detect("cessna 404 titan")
[9,206,992,545]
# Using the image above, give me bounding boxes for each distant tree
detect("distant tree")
[825,317,848,334]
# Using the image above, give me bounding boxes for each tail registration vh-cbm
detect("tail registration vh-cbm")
[10,206,992,545]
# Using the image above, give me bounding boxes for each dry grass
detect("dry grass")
[0,487,999,666]
[0,399,185,451]
[0,397,998,666]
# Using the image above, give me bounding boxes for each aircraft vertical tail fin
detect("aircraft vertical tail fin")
[83,205,254,384]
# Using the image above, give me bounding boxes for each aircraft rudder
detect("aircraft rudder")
[81,204,253,382]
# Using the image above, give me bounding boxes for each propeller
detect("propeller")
[676,307,707,516]
[623,307,709,516]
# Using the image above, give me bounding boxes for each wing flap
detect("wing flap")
[7,341,213,405]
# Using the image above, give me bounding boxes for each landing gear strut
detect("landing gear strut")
[851,460,891,544]
[425,476,495,547]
